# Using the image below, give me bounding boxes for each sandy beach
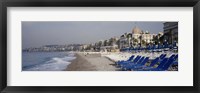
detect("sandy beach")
[66,53,119,71]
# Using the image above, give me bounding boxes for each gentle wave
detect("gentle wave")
[23,55,76,71]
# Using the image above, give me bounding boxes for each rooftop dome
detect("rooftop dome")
[132,26,142,34]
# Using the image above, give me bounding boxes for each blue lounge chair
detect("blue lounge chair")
[131,54,168,71]
[158,54,174,63]
[130,57,159,71]
[122,56,144,67]
[160,58,175,71]
[147,57,176,71]
[147,58,175,71]
[126,57,149,71]
[168,54,175,60]
[138,58,169,71]
[160,54,167,59]
[156,44,162,52]
[172,61,178,66]
[170,54,178,66]
[119,56,141,67]
[120,56,142,70]
[173,54,178,61]
[116,55,134,65]
[116,55,135,65]
[159,54,164,58]
[122,56,145,70]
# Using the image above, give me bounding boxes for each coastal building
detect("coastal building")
[132,26,142,40]
[163,22,178,44]
[80,44,88,51]
[118,26,161,49]
[119,34,129,49]
[131,26,156,46]
[141,31,156,44]
[100,45,119,52]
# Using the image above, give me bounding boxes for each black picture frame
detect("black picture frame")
[0,0,200,93]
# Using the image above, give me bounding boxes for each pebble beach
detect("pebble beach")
[66,52,119,71]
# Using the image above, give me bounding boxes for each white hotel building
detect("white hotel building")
[120,26,160,48]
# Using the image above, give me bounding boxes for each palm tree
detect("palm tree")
[159,35,164,44]
[142,40,146,46]
[108,38,113,46]
[153,35,158,44]
[98,41,103,47]
[103,40,107,46]
[133,38,138,46]
[139,35,142,46]
[127,33,132,47]
[116,39,120,49]
[130,38,134,47]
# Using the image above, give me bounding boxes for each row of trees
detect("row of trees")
[82,32,165,51]
[119,33,164,48]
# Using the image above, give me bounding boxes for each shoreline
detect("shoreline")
[65,53,97,71]
[66,53,119,71]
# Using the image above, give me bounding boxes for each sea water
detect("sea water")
[22,52,76,71]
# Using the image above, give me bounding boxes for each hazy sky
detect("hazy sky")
[22,21,164,49]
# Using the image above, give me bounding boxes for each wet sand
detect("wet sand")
[66,53,119,71]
